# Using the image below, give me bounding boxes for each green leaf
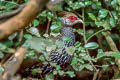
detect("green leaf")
[32,20,39,26]
[117,72,120,78]
[58,70,64,76]
[5,48,15,53]
[64,7,72,11]
[43,33,49,38]
[26,37,55,52]
[56,65,61,71]
[85,1,92,6]
[0,66,4,75]
[0,43,7,50]
[32,68,42,75]
[72,65,78,71]
[66,71,75,78]
[46,45,56,52]
[73,2,84,9]
[50,24,62,33]
[29,41,45,52]
[30,78,39,80]
[0,51,4,59]
[74,29,83,36]
[86,29,94,39]
[66,46,75,55]
[53,70,57,75]
[45,74,54,80]
[39,10,47,17]
[3,40,13,47]
[8,32,17,40]
[92,1,101,10]
[39,55,45,61]
[71,57,77,65]
[53,4,63,11]
[111,52,120,59]
[84,64,93,71]
[109,17,116,27]
[84,42,99,49]
[50,32,60,37]
[118,0,120,5]
[104,58,111,61]
[24,34,32,39]
[22,78,27,80]
[47,12,54,21]
[69,2,84,10]
[24,0,29,2]
[78,65,84,71]
[111,0,118,6]
[111,11,118,20]
[102,64,109,70]
[95,21,103,27]
[28,27,41,37]
[88,13,96,20]
[62,36,72,42]
[97,49,104,59]
[75,41,81,47]
[95,1,101,6]
[55,40,64,48]
[25,50,35,58]
[78,58,84,64]
[83,54,91,61]
[98,9,108,19]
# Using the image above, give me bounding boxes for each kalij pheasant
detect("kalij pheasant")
[24,14,83,78]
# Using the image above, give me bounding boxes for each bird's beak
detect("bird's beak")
[77,18,83,23]
[72,18,83,26]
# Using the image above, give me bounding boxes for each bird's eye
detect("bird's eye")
[69,17,74,20]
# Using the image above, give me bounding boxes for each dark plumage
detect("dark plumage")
[23,14,83,78]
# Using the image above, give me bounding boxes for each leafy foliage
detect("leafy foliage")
[0,0,120,80]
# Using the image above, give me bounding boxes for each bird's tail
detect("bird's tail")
[23,63,54,78]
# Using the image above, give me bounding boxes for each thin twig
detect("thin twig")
[82,8,97,71]
[1,1,19,6]
[19,29,23,42]
[86,29,107,42]
[92,69,99,80]
[46,20,51,34]
[82,8,87,44]
[0,3,26,20]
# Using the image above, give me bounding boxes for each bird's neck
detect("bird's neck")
[60,24,74,38]
[60,24,75,47]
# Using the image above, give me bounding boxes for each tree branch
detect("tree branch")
[0,3,26,21]
[0,0,49,40]
[102,31,119,52]
[2,47,26,80]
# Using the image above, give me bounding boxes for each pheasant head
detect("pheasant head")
[61,13,83,27]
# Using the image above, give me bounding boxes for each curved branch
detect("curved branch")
[0,3,26,20]
[0,0,49,40]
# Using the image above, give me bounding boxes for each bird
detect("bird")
[23,13,83,78]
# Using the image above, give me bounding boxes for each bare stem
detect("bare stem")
[86,29,107,42]
[82,8,87,44]
[82,8,97,71]
[46,20,51,34]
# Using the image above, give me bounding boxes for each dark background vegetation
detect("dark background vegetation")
[0,0,120,80]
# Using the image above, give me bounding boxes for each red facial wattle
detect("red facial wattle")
[67,16,78,23]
